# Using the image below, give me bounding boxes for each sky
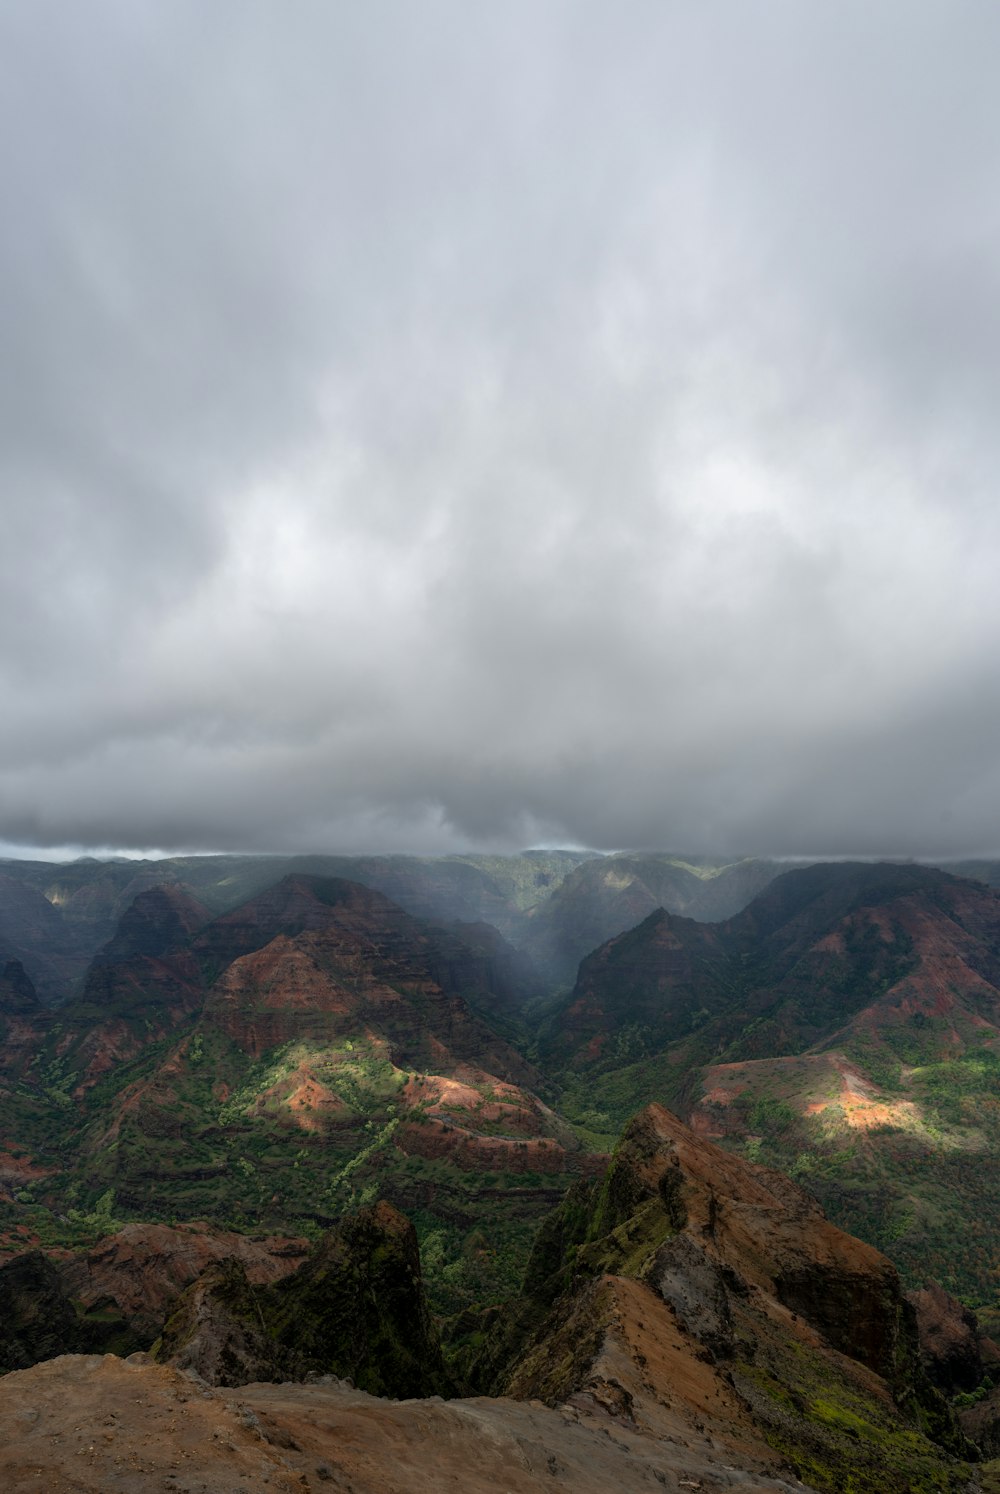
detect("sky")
[1,1,999,861]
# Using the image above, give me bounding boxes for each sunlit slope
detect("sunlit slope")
[0,874,597,1313]
[542,861,1000,1301]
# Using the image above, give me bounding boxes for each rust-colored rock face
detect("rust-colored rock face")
[58,1222,310,1336]
[593,1103,904,1379]
[485,1104,973,1494]
[907,1279,985,1393]
[545,861,1000,1077]
[195,874,537,1082]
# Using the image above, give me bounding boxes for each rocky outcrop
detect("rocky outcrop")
[158,1202,452,1398]
[0,1251,84,1371]
[59,1222,310,1338]
[908,1281,985,1393]
[0,1250,140,1369]
[0,1224,311,1374]
[155,1256,291,1386]
[268,1201,452,1396]
[479,1104,976,1494]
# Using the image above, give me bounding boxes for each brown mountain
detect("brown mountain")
[540,861,1000,1076]
[0,873,592,1312]
[191,873,540,1078]
[477,1103,975,1494]
[538,861,1000,1303]
[0,848,590,1007]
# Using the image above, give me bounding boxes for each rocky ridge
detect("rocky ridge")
[475,1104,978,1493]
[157,1201,451,1397]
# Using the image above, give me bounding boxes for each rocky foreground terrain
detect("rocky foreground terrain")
[0,1351,814,1494]
[0,1103,996,1493]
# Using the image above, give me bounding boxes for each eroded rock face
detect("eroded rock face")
[158,1202,452,1399]
[0,1248,144,1370]
[479,1104,976,1494]
[545,860,1000,1076]
[0,1224,312,1374]
[588,1104,908,1379]
[59,1222,310,1338]
[155,1257,291,1387]
[904,1281,1000,1459]
[195,875,539,1083]
[646,1232,735,1361]
[0,1252,84,1372]
[907,1280,990,1394]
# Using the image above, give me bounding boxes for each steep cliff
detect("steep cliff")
[478,1104,976,1494]
[157,1202,452,1398]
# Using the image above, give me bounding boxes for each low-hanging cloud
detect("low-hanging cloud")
[2,0,1000,859]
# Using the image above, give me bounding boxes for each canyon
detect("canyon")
[3,851,1000,1487]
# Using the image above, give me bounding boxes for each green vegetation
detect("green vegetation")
[735,1357,973,1494]
[0,1002,583,1315]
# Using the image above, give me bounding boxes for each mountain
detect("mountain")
[0,849,595,1005]
[11,853,1000,1325]
[0,873,596,1313]
[539,860,1000,1303]
[0,847,801,1010]
[475,1103,975,1494]
[0,858,217,1004]
[520,852,785,985]
[0,872,93,1006]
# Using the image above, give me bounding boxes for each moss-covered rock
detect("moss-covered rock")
[475,1104,979,1492]
[0,1249,140,1370]
[157,1201,452,1399]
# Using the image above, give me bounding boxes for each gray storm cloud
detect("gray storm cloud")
[1,0,999,858]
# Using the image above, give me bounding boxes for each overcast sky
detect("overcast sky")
[1,1,999,860]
